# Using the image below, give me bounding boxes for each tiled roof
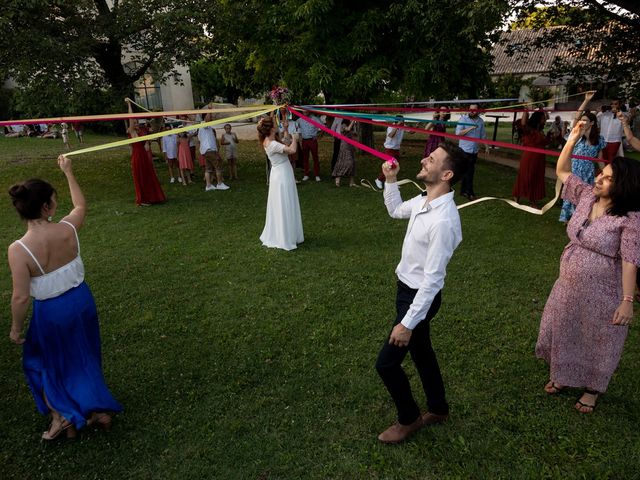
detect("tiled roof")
[490,27,573,76]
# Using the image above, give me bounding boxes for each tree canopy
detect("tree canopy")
[0,0,203,117]
[508,1,640,97]
[198,0,510,104]
[3,0,639,121]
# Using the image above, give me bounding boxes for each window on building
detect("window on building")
[134,73,162,110]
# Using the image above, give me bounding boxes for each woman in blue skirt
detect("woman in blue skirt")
[8,155,122,441]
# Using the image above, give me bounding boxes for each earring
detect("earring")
[47,216,52,222]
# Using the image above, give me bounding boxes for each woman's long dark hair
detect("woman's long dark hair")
[583,111,600,146]
[527,111,545,131]
[608,156,640,216]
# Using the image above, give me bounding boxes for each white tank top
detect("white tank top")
[14,220,85,300]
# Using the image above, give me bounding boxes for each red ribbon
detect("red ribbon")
[306,105,578,114]
[294,106,603,164]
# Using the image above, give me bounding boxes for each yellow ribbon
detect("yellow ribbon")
[66,105,278,157]
[361,177,562,215]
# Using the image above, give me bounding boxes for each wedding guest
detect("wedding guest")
[330,116,343,177]
[332,120,357,187]
[618,110,640,152]
[546,115,567,149]
[423,107,450,158]
[455,105,486,200]
[298,113,322,182]
[162,126,180,183]
[72,123,84,144]
[559,92,605,222]
[375,142,470,443]
[198,107,229,191]
[599,99,624,162]
[536,120,640,413]
[8,155,123,440]
[61,123,70,150]
[125,99,166,205]
[375,116,405,189]
[177,131,194,185]
[221,124,240,180]
[511,110,548,208]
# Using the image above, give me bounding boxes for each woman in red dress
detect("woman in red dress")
[125,99,166,206]
[512,110,548,208]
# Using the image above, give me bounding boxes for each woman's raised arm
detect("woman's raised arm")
[556,120,588,183]
[58,155,87,229]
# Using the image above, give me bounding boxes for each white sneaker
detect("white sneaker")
[170,177,176,184]
[216,183,230,190]
[375,179,384,189]
[302,176,309,181]
[315,176,321,182]
[177,177,183,183]
[205,184,216,191]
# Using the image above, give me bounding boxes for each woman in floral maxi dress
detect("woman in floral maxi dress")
[536,119,640,413]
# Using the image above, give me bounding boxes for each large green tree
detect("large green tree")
[198,0,510,104]
[0,0,203,117]
[508,1,640,97]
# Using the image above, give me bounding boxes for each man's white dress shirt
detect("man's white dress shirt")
[384,183,462,330]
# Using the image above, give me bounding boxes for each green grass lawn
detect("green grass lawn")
[0,131,638,479]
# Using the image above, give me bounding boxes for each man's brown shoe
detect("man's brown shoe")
[377,417,424,444]
[421,411,448,425]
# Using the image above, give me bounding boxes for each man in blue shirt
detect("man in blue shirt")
[455,104,485,200]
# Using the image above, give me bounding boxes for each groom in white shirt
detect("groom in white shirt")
[375,142,469,444]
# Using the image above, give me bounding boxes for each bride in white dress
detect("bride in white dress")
[257,116,304,250]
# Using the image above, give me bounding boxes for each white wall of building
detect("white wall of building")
[159,64,194,110]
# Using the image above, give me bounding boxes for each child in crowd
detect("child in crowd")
[177,131,194,185]
[221,123,239,180]
[161,126,180,183]
[72,123,84,144]
[188,117,198,165]
[332,120,357,187]
[61,123,70,149]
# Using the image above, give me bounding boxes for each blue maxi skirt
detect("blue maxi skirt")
[23,282,122,429]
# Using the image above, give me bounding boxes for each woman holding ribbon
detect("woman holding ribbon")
[257,116,304,250]
[557,111,605,222]
[512,109,548,208]
[536,120,640,413]
[423,106,449,157]
[125,98,166,206]
[558,91,605,223]
[8,156,122,440]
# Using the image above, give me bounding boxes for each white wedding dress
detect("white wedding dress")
[260,140,304,250]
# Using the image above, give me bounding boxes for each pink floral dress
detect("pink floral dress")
[536,174,640,392]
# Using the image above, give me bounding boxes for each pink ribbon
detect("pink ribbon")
[295,106,603,164]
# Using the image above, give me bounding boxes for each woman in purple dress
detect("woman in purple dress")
[423,107,449,157]
[536,120,640,413]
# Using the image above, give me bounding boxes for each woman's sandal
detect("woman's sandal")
[87,412,113,432]
[544,380,565,394]
[42,418,77,441]
[575,389,599,414]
